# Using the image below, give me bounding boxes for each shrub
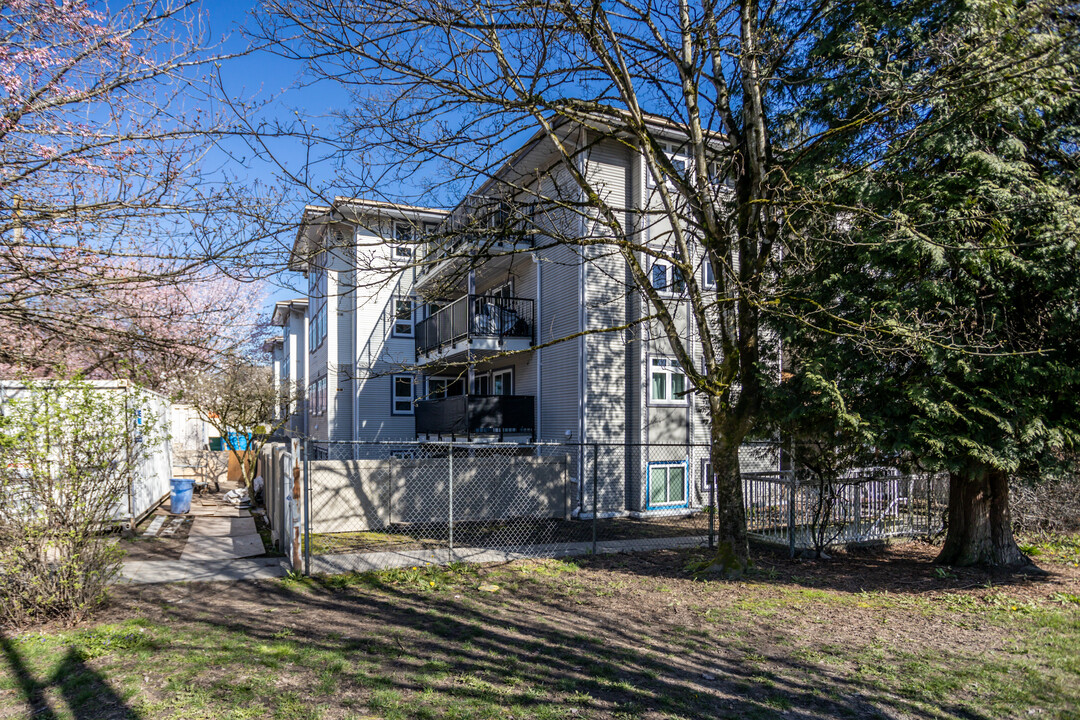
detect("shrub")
[0,377,161,626]
[1011,472,1080,536]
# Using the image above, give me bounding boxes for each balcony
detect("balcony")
[415,394,536,439]
[415,295,534,363]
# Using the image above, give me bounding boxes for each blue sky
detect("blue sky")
[200,1,348,313]
[196,1,520,317]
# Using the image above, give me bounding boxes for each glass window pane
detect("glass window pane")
[651,371,666,400]
[668,467,686,502]
[649,467,668,504]
[492,370,512,395]
[651,263,666,290]
[672,372,685,399]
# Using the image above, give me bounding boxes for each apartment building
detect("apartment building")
[281,119,763,515]
[289,200,450,450]
[262,336,284,421]
[270,297,309,437]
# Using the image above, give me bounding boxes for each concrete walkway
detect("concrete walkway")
[180,515,264,562]
[119,557,288,584]
[120,494,289,585]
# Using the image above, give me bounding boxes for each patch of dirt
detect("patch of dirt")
[118,515,194,561]
[310,513,720,554]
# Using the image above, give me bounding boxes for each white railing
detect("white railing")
[743,471,948,553]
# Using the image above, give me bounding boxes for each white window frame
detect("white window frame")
[310,303,327,349]
[701,459,715,493]
[393,223,414,258]
[649,357,688,406]
[491,367,514,396]
[648,256,685,296]
[310,376,328,416]
[486,280,514,301]
[391,296,415,338]
[391,374,415,415]
[645,142,690,189]
[703,255,716,288]
[647,461,689,508]
[426,376,465,399]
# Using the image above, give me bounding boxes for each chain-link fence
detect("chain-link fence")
[299,441,575,574]
[258,440,950,574]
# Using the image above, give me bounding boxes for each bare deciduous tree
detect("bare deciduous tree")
[254,0,1078,572]
[180,359,299,491]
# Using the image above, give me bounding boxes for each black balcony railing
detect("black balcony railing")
[415,394,536,438]
[415,294,534,355]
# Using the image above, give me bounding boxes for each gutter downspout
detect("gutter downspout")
[577,125,588,512]
[467,268,476,416]
[354,229,361,456]
[303,308,310,439]
[532,252,542,441]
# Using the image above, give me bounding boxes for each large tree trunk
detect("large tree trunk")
[937,466,1036,570]
[704,404,750,577]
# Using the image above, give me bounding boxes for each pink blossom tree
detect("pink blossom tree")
[0,0,278,384]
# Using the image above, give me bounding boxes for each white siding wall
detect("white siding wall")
[581,137,634,512]
[332,252,354,443]
[309,249,330,445]
[286,308,309,436]
[353,221,418,441]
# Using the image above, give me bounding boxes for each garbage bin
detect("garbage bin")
[170,478,195,514]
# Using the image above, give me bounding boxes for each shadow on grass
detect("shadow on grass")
[127,568,1024,720]
[573,540,1068,596]
[0,632,141,720]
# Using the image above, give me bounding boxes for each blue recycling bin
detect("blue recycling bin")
[170,478,195,514]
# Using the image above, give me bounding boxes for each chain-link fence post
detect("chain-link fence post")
[448,443,454,554]
[708,461,715,550]
[592,443,598,555]
[303,439,311,576]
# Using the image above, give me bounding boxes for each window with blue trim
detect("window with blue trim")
[647,462,687,507]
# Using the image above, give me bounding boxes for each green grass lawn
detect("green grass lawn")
[1,541,1078,719]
